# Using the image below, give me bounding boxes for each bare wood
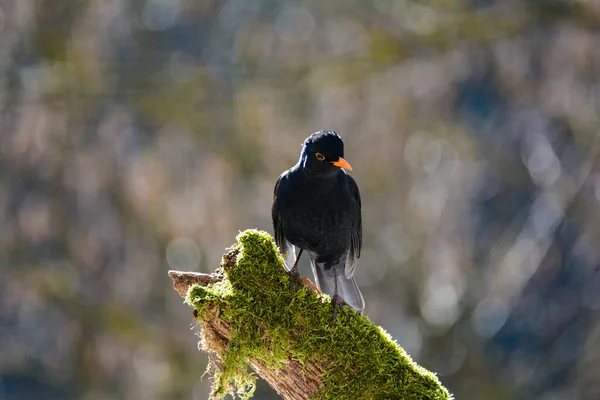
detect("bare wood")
[168,270,219,297]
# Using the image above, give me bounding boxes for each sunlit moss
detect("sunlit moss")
[186,229,451,400]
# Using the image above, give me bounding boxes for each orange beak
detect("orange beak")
[332,157,353,171]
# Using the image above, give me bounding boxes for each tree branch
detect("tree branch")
[169,230,451,400]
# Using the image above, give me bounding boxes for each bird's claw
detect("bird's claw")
[331,294,351,322]
[288,266,302,292]
[287,248,304,293]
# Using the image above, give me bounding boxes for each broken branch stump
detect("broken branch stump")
[168,229,451,400]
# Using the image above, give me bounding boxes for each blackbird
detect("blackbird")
[272,130,364,316]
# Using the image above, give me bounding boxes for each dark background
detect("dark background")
[1,1,600,399]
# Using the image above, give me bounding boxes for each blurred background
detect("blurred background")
[1,0,600,399]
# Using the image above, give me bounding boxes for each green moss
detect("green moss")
[186,229,451,400]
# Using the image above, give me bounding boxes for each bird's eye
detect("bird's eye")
[315,152,325,161]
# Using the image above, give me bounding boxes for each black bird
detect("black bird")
[272,130,364,316]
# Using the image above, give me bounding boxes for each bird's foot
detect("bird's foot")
[331,294,351,322]
[286,248,304,293]
[288,266,302,293]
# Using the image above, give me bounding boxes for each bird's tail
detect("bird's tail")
[310,258,365,314]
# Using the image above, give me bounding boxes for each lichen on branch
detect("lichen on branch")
[172,229,451,400]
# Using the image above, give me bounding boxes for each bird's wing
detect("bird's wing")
[272,173,296,269]
[345,174,362,279]
[272,174,285,251]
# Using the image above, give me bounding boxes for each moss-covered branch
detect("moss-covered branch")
[168,229,451,400]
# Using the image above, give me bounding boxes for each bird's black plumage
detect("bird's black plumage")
[272,130,364,314]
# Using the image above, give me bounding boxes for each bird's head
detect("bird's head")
[300,130,352,177]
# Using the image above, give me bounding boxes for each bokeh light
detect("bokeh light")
[1,1,600,399]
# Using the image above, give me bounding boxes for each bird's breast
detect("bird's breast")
[278,177,352,258]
